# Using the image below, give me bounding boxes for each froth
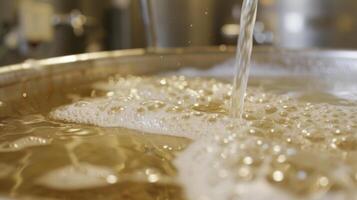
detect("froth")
[175,84,357,200]
[50,76,357,200]
[36,163,116,190]
[51,76,234,139]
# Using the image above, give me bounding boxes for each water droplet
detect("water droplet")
[159,79,167,85]
[337,137,357,151]
[265,105,277,114]
[318,176,329,187]
[106,91,114,97]
[277,155,286,163]
[74,101,89,107]
[243,156,254,165]
[272,170,284,182]
[238,166,251,179]
[106,175,118,184]
[109,106,124,114]
[145,169,160,183]
[273,145,282,153]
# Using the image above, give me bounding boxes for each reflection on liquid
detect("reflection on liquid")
[0,74,356,200]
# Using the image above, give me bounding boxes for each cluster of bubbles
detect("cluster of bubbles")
[175,79,357,200]
[51,75,357,200]
[51,76,235,139]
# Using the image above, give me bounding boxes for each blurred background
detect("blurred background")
[1,0,357,66]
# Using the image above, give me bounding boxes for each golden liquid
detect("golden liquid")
[0,78,190,200]
[0,75,356,200]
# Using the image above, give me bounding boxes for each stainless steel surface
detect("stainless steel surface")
[0,0,147,66]
[0,47,231,102]
[139,0,357,49]
[140,0,218,47]
[3,0,357,68]
[260,0,357,49]
[1,46,357,102]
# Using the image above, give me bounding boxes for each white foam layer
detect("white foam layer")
[51,76,234,140]
[172,59,357,101]
[36,163,116,190]
[51,97,232,139]
[175,135,354,200]
[0,136,51,152]
[175,92,357,200]
[51,76,357,200]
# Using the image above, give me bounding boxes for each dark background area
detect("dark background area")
[1,0,357,66]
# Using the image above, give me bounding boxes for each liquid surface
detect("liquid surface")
[0,76,190,200]
[0,74,356,200]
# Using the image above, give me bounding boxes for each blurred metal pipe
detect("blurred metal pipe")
[275,0,357,48]
[140,0,157,47]
[140,0,218,48]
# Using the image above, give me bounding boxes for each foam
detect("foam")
[51,76,234,139]
[168,59,294,78]
[51,76,357,200]
[36,163,116,190]
[171,59,357,101]
[0,136,52,152]
[175,89,357,200]
[175,134,356,200]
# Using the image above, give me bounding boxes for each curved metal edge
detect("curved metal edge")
[0,49,144,74]
[0,46,234,76]
[1,46,357,87]
[2,46,357,73]
[0,46,237,87]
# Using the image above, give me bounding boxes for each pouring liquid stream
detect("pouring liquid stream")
[231,0,258,119]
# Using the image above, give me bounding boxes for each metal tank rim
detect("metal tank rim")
[1,46,357,87]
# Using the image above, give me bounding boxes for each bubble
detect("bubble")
[272,170,284,182]
[318,176,329,188]
[109,106,125,114]
[145,168,161,183]
[273,145,282,153]
[106,91,114,97]
[0,136,51,152]
[238,166,252,179]
[106,175,118,184]
[243,156,254,165]
[37,163,116,190]
[74,101,89,107]
[277,155,287,163]
[336,137,357,151]
[159,79,167,85]
[265,105,277,114]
